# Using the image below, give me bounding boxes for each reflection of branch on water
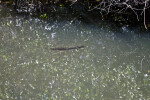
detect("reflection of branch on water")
[141,57,145,71]
[50,45,84,51]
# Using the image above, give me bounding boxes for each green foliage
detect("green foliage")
[40,13,47,18]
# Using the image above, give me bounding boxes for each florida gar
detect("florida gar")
[50,45,84,51]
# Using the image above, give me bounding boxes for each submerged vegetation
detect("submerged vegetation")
[0,0,150,100]
[0,16,150,99]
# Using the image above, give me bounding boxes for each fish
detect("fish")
[50,45,84,51]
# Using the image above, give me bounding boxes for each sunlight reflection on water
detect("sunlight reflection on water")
[0,16,150,100]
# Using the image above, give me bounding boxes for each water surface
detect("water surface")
[0,13,150,100]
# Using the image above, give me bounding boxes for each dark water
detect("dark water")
[0,7,150,100]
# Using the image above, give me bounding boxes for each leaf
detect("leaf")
[2,55,6,58]
[7,22,10,26]
[45,89,48,93]
[40,13,47,18]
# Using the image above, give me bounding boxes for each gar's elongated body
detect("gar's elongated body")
[50,45,84,50]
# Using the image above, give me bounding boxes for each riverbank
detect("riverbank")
[1,0,150,32]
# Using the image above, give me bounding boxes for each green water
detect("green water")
[0,15,150,100]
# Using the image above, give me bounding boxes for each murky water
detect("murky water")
[0,10,150,100]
